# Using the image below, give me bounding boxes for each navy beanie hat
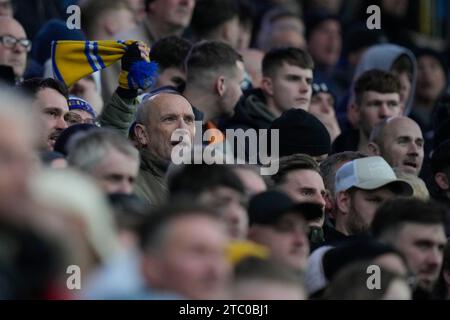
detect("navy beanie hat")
[269,109,331,158]
[32,19,85,66]
[54,124,100,156]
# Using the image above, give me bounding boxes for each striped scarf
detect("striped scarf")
[51,40,157,88]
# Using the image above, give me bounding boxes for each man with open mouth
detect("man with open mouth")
[133,91,195,206]
[368,116,424,176]
[19,77,69,152]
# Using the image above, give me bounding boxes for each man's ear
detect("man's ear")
[434,172,449,191]
[260,77,274,97]
[324,190,336,219]
[215,76,226,97]
[135,123,149,146]
[336,191,351,216]
[367,142,381,156]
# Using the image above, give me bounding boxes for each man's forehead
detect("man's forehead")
[363,91,400,101]
[34,89,68,111]
[399,223,446,241]
[0,18,26,37]
[384,118,422,138]
[286,168,322,181]
[279,62,313,76]
[148,93,193,113]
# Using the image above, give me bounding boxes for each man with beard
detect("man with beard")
[19,78,69,151]
[372,198,447,299]
[324,156,413,245]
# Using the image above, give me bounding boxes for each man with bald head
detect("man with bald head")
[0,16,29,82]
[133,91,196,205]
[368,116,424,176]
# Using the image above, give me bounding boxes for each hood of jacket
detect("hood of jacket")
[350,44,417,115]
[229,89,277,130]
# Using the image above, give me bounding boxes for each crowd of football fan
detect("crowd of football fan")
[0,0,449,300]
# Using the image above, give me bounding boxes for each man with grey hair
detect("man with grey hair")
[0,16,29,82]
[133,91,195,205]
[68,129,140,195]
[368,116,424,176]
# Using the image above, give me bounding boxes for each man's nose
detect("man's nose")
[407,143,420,156]
[116,180,133,194]
[378,104,390,118]
[57,116,68,130]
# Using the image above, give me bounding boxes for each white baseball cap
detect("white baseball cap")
[335,156,413,195]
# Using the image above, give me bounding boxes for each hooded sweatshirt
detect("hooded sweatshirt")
[349,44,418,116]
[220,88,276,131]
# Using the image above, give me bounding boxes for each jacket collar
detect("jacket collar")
[139,148,169,177]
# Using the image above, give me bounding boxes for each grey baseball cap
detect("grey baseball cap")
[335,156,413,195]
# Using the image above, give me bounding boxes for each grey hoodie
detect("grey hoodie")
[349,44,417,116]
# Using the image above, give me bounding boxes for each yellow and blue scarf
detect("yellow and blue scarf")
[51,40,158,89]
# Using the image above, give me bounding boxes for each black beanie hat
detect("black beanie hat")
[323,236,398,282]
[269,109,331,158]
[54,123,100,156]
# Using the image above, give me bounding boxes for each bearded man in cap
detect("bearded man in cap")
[323,156,413,246]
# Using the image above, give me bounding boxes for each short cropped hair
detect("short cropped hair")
[138,201,219,254]
[150,36,192,71]
[80,0,133,37]
[262,47,314,78]
[371,198,446,241]
[168,163,245,197]
[324,260,409,300]
[190,0,239,39]
[272,154,320,185]
[185,40,243,84]
[354,70,401,106]
[19,77,68,100]
[391,54,414,75]
[67,129,139,173]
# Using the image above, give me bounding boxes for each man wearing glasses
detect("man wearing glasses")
[0,16,30,82]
